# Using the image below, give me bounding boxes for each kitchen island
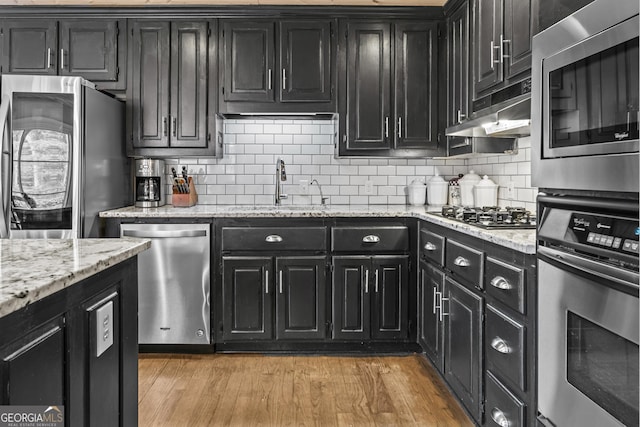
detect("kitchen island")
[0,238,149,427]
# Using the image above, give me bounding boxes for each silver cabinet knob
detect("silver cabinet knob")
[491,407,510,427]
[490,337,511,354]
[453,256,470,267]
[362,234,380,243]
[424,242,437,251]
[490,276,512,290]
[265,234,283,243]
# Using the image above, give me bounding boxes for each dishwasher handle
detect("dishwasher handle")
[122,229,207,239]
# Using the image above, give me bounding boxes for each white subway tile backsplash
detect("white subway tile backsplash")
[162,118,536,207]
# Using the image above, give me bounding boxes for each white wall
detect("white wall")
[164,118,537,210]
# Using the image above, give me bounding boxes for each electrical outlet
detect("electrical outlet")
[299,179,309,194]
[507,181,515,200]
[364,180,374,195]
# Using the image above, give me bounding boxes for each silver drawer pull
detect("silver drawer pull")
[362,234,380,243]
[453,256,470,267]
[490,337,511,354]
[424,242,437,251]
[490,275,513,290]
[491,407,510,427]
[265,234,283,243]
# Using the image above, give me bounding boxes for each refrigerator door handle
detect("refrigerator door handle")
[0,96,11,238]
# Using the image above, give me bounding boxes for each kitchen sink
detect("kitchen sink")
[223,205,328,211]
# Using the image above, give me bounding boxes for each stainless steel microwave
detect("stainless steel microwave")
[531,0,639,194]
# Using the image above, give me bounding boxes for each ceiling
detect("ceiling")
[0,0,447,5]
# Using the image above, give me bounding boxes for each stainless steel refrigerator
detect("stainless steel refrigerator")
[0,75,130,238]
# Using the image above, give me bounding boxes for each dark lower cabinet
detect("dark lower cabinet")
[0,317,65,405]
[222,255,326,341]
[443,276,483,423]
[222,256,273,341]
[332,255,408,341]
[418,260,444,372]
[0,259,138,427]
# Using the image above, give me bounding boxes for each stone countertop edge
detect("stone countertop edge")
[0,238,151,319]
[100,204,536,254]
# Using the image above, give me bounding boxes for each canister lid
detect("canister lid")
[475,175,498,188]
[458,170,481,184]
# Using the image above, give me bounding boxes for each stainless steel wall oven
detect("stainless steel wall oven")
[537,195,638,427]
[531,0,639,194]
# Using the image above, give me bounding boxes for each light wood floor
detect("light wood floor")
[139,353,474,427]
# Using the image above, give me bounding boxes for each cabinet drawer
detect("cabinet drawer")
[331,226,409,252]
[221,227,327,251]
[486,257,526,315]
[445,239,483,287]
[485,304,526,391]
[485,371,525,427]
[420,229,444,266]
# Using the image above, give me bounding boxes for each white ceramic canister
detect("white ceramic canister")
[407,179,427,205]
[427,173,448,206]
[474,175,499,208]
[457,170,481,207]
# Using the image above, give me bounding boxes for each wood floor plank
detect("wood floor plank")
[138,354,474,427]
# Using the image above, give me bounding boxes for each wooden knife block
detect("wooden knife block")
[172,177,198,207]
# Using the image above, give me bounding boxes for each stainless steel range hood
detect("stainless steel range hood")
[446,93,531,138]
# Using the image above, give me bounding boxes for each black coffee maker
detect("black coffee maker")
[135,159,165,207]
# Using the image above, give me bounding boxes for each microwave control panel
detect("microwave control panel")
[568,213,639,254]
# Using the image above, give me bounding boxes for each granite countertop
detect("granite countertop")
[101,204,536,254]
[0,238,150,319]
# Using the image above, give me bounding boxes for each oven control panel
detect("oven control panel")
[568,213,639,254]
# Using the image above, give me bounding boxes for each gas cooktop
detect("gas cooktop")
[434,205,537,230]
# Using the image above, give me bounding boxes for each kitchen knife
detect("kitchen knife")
[182,167,190,193]
[171,167,185,193]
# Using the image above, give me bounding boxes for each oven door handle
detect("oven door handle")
[537,245,639,292]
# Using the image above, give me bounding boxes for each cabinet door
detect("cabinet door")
[503,0,534,79]
[275,256,327,340]
[370,255,409,340]
[345,21,391,150]
[0,20,57,75]
[170,21,209,148]
[131,21,170,149]
[222,257,273,341]
[443,276,483,423]
[222,21,275,103]
[0,317,65,405]
[474,0,503,96]
[419,261,444,372]
[394,22,438,150]
[448,1,470,126]
[280,20,332,103]
[59,20,121,84]
[332,256,371,340]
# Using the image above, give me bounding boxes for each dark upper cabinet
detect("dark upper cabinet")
[446,0,471,126]
[129,20,218,157]
[340,20,441,157]
[332,255,409,341]
[443,276,483,423]
[394,22,439,150]
[472,0,535,98]
[419,260,444,372]
[222,21,275,103]
[280,20,332,103]
[219,18,336,113]
[0,19,125,90]
[275,256,327,340]
[0,317,65,405]
[344,21,392,151]
[222,256,273,341]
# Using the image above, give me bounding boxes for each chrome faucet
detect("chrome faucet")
[310,179,329,205]
[275,158,288,205]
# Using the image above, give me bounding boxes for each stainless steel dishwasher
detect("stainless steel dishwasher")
[121,223,210,345]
